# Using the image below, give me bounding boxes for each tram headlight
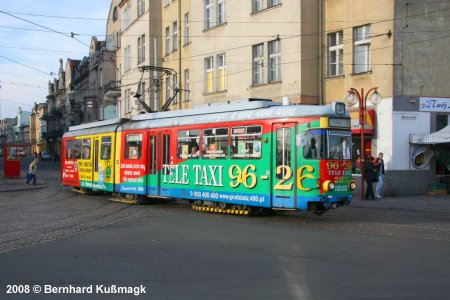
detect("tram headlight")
[348,180,356,191]
[322,180,335,192]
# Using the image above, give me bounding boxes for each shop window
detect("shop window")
[231,126,262,159]
[203,128,228,159]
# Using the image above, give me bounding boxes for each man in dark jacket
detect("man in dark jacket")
[364,156,376,200]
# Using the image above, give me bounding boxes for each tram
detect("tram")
[61,99,355,215]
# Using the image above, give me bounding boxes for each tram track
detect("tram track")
[0,192,141,254]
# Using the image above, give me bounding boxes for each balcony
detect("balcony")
[104,80,121,97]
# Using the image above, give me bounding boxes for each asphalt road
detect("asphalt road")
[0,161,449,299]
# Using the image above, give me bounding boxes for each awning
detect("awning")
[349,109,376,134]
[410,125,450,144]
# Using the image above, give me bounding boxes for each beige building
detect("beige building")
[161,0,191,110]
[116,0,161,116]
[322,0,450,195]
[185,0,320,106]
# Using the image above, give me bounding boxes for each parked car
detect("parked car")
[40,151,53,161]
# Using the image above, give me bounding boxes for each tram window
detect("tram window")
[303,130,351,160]
[73,140,82,159]
[202,128,228,159]
[149,136,156,174]
[303,131,323,159]
[124,134,142,160]
[230,125,262,159]
[81,138,91,160]
[100,136,112,160]
[66,140,74,159]
[177,129,200,159]
[162,134,171,175]
[276,128,291,167]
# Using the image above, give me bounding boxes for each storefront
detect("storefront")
[348,108,376,174]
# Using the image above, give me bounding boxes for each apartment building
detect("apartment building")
[117,0,162,116]
[161,0,191,110]
[322,0,450,195]
[186,0,320,105]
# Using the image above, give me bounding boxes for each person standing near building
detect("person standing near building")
[364,156,377,200]
[26,158,38,185]
[374,152,385,198]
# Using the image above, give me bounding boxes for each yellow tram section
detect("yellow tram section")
[72,133,116,192]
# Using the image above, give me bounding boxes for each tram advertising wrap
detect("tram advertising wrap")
[62,99,354,216]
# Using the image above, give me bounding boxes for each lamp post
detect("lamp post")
[345,87,382,201]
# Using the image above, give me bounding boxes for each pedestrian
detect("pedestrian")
[26,158,38,185]
[364,156,376,200]
[374,152,385,198]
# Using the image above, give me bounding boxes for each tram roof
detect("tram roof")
[63,118,128,138]
[63,99,348,137]
[123,99,346,130]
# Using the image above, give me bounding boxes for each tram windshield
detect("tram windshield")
[303,129,351,160]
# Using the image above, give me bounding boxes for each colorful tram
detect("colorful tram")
[61,99,355,215]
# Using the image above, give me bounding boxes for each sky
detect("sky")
[0,0,111,119]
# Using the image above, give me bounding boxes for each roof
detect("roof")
[410,125,450,144]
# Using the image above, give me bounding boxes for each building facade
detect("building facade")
[322,0,450,195]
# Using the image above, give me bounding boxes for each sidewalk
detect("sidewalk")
[0,171,47,192]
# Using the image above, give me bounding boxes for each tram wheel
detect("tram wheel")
[217,202,228,210]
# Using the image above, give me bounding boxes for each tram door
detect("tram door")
[147,131,159,196]
[271,123,297,209]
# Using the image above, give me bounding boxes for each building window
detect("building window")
[217,0,226,25]
[205,0,213,29]
[353,24,371,73]
[173,74,178,104]
[184,69,190,101]
[205,0,226,29]
[137,0,145,17]
[252,43,264,85]
[252,0,262,13]
[165,26,170,55]
[252,0,281,13]
[184,13,190,45]
[217,53,226,91]
[173,21,178,51]
[123,4,132,29]
[268,0,281,8]
[328,31,343,77]
[124,45,131,71]
[205,57,214,93]
[165,77,171,102]
[268,39,281,82]
[137,34,145,63]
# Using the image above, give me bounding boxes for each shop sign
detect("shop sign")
[419,97,450,112]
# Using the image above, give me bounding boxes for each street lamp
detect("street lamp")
[345,87,382,201]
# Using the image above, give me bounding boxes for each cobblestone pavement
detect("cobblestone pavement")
[0,164,449,254]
